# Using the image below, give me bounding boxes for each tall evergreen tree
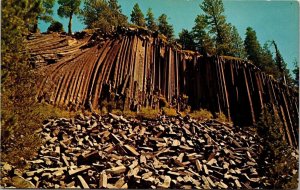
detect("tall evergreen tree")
[199,0,232,55]
[108,0,128,28]
[192,15,214,54]
[57,0,81,35]
[145,8,158,31]
[130,3,145,27]
[1,0,48,165]
[158,14,174,40]
[256,107,298,189]
[260,43,280,78]
[244,27,263,67]
[81,0,110,30]
[272,41,292,85]
[81,0,127,32]
[229,25,246,59]
[177,29,196,50]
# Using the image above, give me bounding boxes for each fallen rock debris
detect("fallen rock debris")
[1,113,297,188]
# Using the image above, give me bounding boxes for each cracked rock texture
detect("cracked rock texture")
[28,28,298,148]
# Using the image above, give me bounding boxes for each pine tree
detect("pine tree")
[81,0,110,30]
[192,15,214,54]
[199,0,232,55]
[256,106,298,189]
[33,0,55,32]
[108,0,128,28]
[158,14,174,40]
[145,8,158,31]
[57,0,81,35]
[244,27,263,66]
[177,29,196,50]
[1,0,46,165]
[260,43,280,78]
[229,25,246,59]
[81,0,127,32]
[130,3,145,27]
[272,41,293,86]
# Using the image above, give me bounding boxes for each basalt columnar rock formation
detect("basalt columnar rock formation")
[27,28,298,148]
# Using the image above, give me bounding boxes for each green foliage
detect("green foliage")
[57,0,81,34]
[229,25,246,59]
[2,103,80,167]
[162,107,177,117]
[244,27,262,66]
[111,109,123,116]
[192,0,245,57]
[244,28,294,85]
[81,0,128,32]
[177,29,196,50]
[158,14,174,40]
[130,3,145,27]
[122,110,137,118]
[107,0,128,28]
[260,43,281,78]
[189,109,213,120]
[272,40,294,86]
[292,59,299,86]
[256,107,299,189]
[38,0,55,22]
[145,8,158,31]
[137,107,160,120]
[215,112,228,122]
[1,0,74,167]
[47,20,65,32]
[199,0,235,55]
[192,15,214,54]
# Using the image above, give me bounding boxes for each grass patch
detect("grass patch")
[162,107,177,117]
[189,109,213,120]
[111,109,123,116]
[122,110,137,118]
[215,112,229,122]
[137,107,161,120]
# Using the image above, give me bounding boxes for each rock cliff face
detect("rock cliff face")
[28,28,298,147]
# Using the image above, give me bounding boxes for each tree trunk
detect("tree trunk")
[68,13,73,35]
[33,23,38,33]
[31,16,39,33]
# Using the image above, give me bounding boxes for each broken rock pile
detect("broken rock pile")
[6,114,266,188]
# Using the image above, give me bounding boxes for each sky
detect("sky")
[39,0,299,71]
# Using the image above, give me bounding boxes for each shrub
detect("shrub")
[256,107,298,189]
[111,109,123,116]
[1,103,80,168]
[215,112,228,122]
[189,109,213,120]
[122,110,137,118]
[47,21,64,33]
[162,107,177,117]
[137,107,160,120]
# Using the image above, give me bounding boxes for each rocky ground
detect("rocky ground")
[0,113,297,189]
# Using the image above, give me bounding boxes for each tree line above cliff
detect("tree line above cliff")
[37,0,300,87]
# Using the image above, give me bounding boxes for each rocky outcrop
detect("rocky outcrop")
[0,114,281,188]
[28,28,298,148]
